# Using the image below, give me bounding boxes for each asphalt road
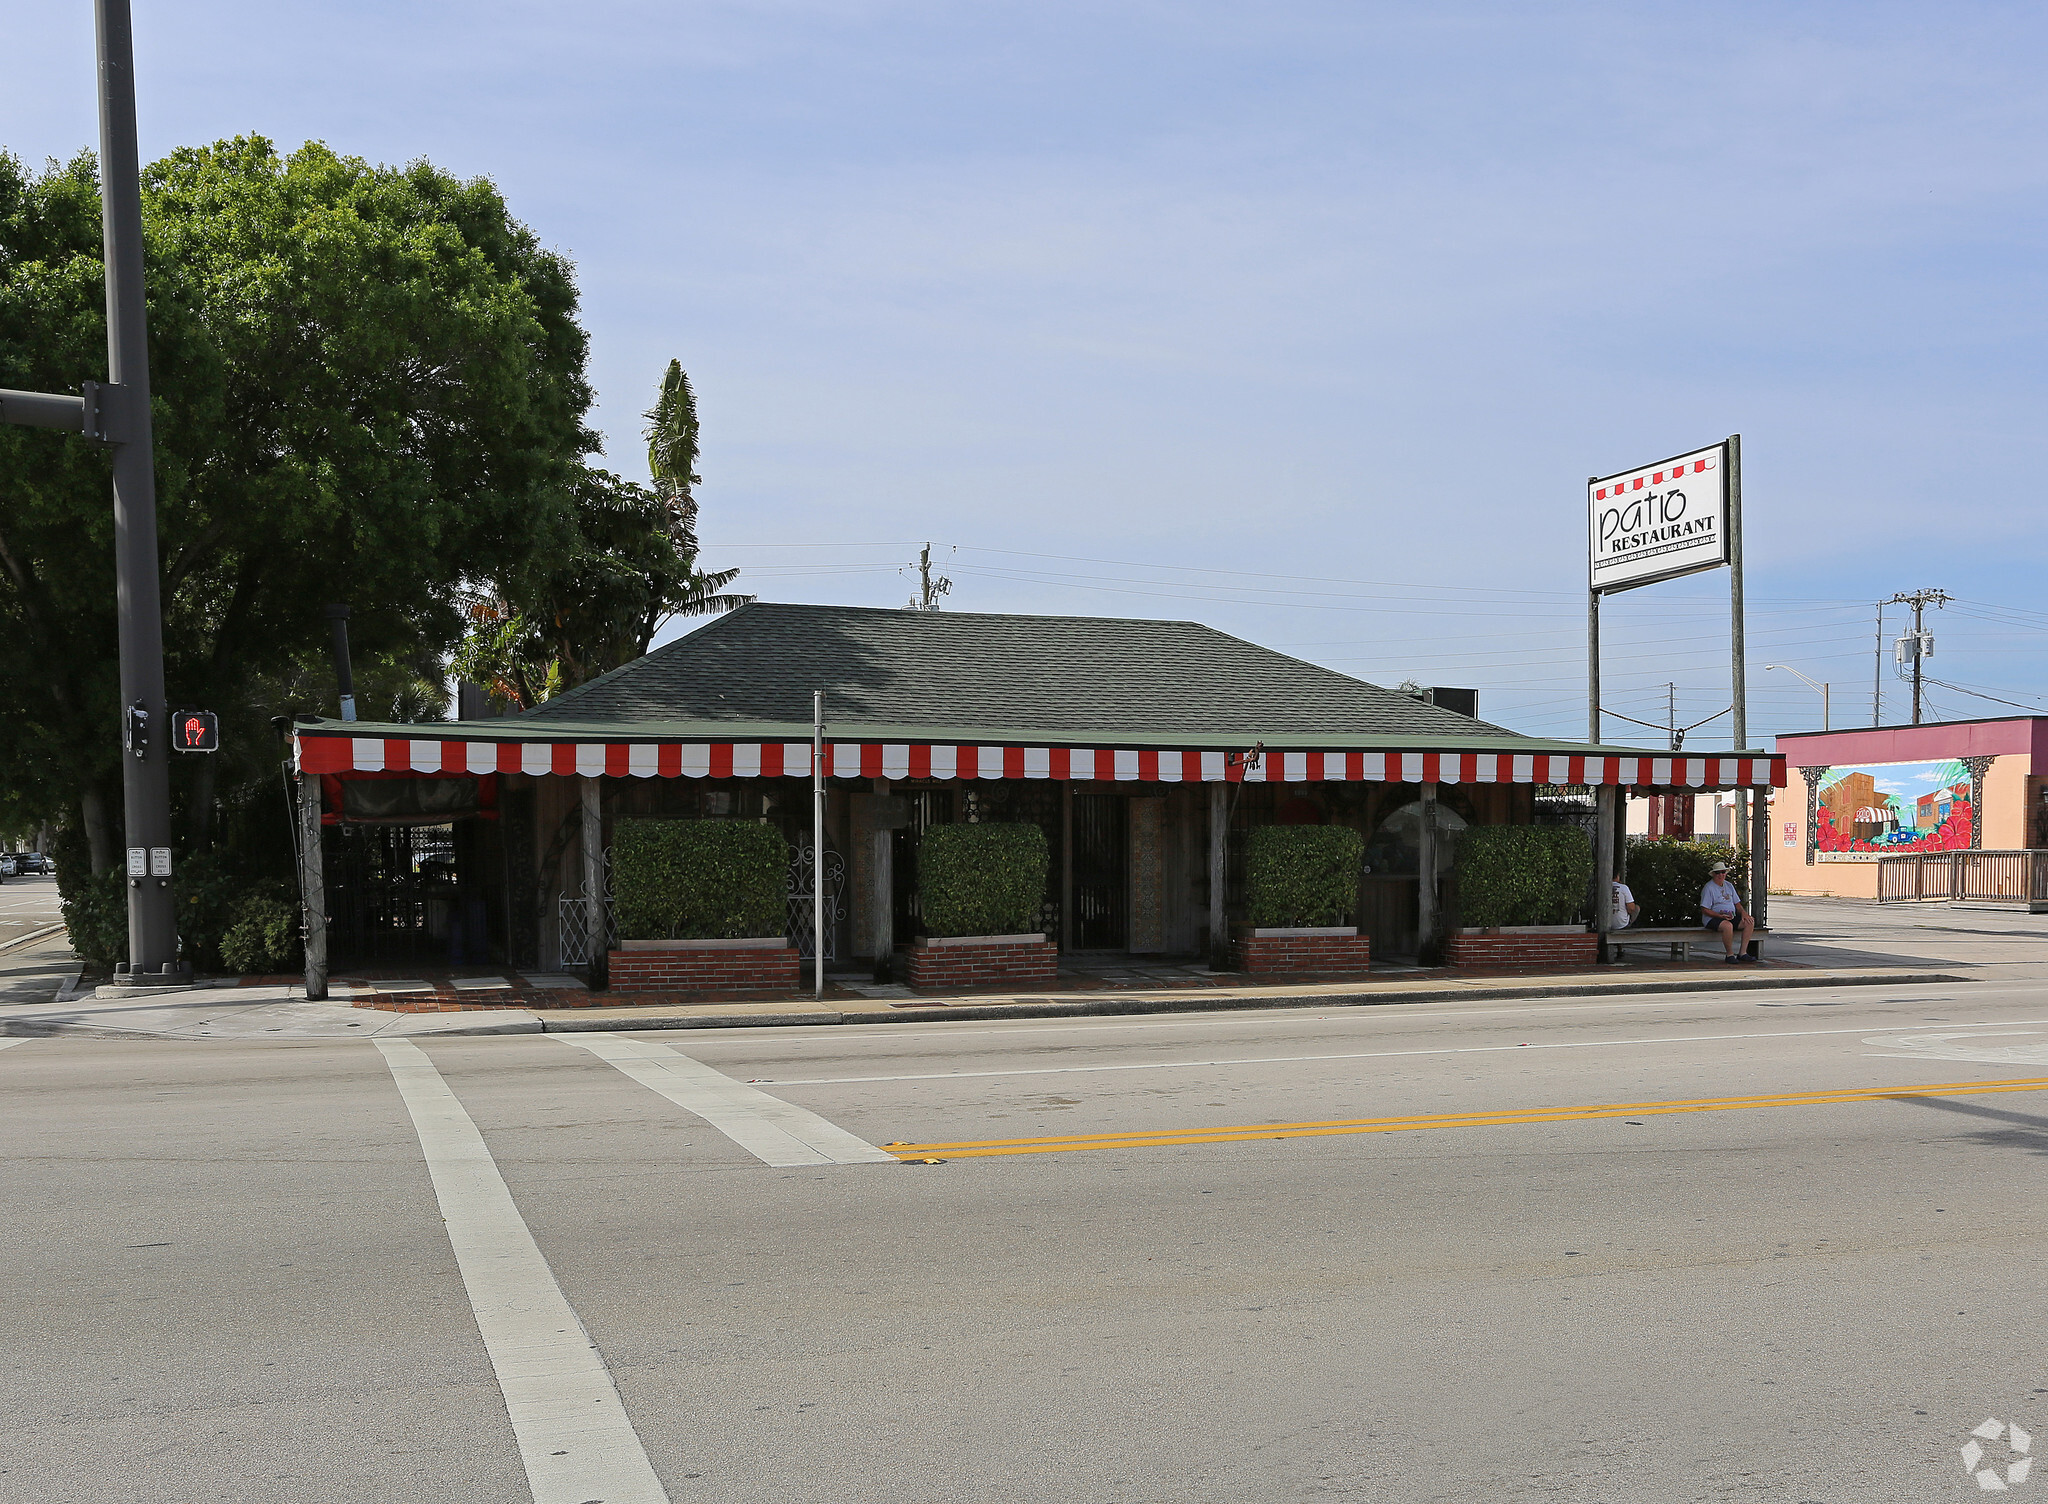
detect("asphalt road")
[8,907,2048,1504]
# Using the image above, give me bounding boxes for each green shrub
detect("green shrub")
[612,818,790,940]
[55,845,296,974]
[219,897,302,974]
[1245,825,1363,928]
[1454,825,1595,928]
[918,823,1050,937]
[1623,837,1749,926]
[57,862,129,972]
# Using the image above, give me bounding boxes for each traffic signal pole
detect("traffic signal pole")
[99,0,179,978]
[0,0,181,979]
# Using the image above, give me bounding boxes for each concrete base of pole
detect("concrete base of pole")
[102,967,193,991]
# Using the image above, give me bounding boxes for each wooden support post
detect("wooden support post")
[581,775,603,985]
[1594,784,1617,964]
[872,826,894,981]
[298,773,327,1000]
[1061,781,1074,953]
[1417,782,1439,961]
[1208,781,1228,971]
[1749,785,1770,939]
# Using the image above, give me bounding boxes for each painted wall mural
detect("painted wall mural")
[1811,759,1984,861]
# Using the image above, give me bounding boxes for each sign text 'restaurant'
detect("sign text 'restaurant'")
[1587,442,1729,593]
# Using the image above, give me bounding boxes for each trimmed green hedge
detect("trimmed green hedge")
[1246,825,1363,928]
[1453,825,1594,928]
[612,818,790,940]
[1624,837,1749,927]
[918,823,1049,937]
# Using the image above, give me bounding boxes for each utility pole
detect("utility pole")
[0,0,180,982]
[1872,602,1884,727]
[908,543,952,610]
[1888,589,1951,726]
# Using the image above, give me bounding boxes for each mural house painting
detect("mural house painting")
[288,604,1786,991]
[1815,762,1977,855]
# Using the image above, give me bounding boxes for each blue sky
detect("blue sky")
[10,2,2048,746]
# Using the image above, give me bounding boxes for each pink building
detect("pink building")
[1774,716,2048,899]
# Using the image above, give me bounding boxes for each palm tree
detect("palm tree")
[643,359,748,638]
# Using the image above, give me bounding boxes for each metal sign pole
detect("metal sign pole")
[813,690,825,1000]
[1727,434,1746,750]
[1586,474,1601,745]
[1726,433,1749,865]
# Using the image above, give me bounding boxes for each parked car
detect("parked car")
[0,855,13,878]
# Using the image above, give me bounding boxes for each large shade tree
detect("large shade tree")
[0,138,593,868]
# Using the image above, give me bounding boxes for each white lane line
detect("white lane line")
[752,1017,2048,1087]
[559,1033,895,1167]
[0,1038,30,1051]
[374,1038,669,1504]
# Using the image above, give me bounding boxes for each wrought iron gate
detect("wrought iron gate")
[556,847,615,968]
[1071,791,1127,950]
[326,823,456,966]
[788,839,846,961]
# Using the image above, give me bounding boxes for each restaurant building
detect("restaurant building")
[290,604,1786,990]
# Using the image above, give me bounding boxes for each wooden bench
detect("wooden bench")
[1603,925,1767,962]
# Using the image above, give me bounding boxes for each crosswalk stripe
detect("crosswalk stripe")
[558,1033,896,1168]
[375,1038,670,1504]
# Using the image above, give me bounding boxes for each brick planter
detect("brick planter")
[1232,926,1371,974]
[1442,926,1597,968]
[607,937,799,993]
[904,933,1058,989]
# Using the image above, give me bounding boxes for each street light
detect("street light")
[1765,664,1829,730]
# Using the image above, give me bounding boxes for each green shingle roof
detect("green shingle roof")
[521,602,1516,741]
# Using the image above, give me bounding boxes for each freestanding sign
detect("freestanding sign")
[1586,435,1744,751]
[1588,442,1729,593]
[1584,433,1763,938]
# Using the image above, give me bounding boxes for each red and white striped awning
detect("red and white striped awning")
[296,733,1786,789]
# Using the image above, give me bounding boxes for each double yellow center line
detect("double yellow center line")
[884,1074,2048,1161]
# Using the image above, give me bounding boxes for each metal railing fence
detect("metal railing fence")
[1875,850,2048,905]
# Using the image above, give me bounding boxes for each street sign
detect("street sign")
[149,847,171,877]
[126,847,147,877]
[125,701,149,758]
[172,709,218,752]
[1588,441,1729,594]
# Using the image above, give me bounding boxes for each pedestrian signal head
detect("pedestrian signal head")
[172,710,219,753]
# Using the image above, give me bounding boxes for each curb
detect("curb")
[0,923,67,956]
[534,968,1969,1032]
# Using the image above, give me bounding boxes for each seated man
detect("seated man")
[1700,861,1755,963]
[1611,878,1639,930]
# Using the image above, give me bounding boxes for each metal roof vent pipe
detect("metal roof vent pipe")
[323,604,357,722]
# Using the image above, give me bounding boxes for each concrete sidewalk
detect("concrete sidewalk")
[0,959,1961,1039]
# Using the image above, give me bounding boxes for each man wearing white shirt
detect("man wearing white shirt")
[1610,879,1638,930]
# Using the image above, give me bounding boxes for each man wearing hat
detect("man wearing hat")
[1700,861,1755,962]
